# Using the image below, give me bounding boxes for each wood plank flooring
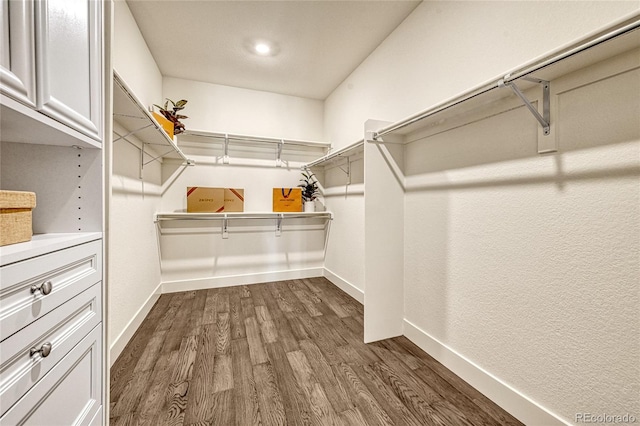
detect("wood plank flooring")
[110,277,523,426]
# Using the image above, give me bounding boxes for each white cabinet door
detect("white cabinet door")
[35,0,102,141]
[0,0,37,107]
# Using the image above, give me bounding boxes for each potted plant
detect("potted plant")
[299,171,320,212]
[153,98,188,135]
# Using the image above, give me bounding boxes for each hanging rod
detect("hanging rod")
[181,130,331,149]
[371,15,640,141]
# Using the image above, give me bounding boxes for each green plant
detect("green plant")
[154,98,188,134]
[299,171,320,202]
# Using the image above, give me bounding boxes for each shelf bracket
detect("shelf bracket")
[112,123,153,143]
[499,77,550,136]
[223,134,230,164]
[276,139,284,167]
[337,158,352,185]
[222,214,229,239]
[143,148,177,166]
[276,214,283,236]
[139,143,146,180]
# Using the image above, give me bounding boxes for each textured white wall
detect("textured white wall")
[163,77,324,140]
[109,0,164,360]
[323,1,640,423]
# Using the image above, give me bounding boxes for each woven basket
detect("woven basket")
[0,190,36,246]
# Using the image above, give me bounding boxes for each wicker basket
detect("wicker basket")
[0,190,36,246]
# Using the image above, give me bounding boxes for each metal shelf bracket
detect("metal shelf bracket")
[276,140,284,167]
[337,158,352,185]
[499,77,550,136]
[276,214,283,236]
[222,214,229,239]
[223,134,230,164]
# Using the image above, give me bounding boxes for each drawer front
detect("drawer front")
[0,282,101,416]
[1,324,102,426]
[0,239,102,340]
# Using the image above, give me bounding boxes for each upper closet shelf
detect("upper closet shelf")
[369,14,640,144]
[304,139,364,169]
[112,71,193,165]
[177,129,331,167]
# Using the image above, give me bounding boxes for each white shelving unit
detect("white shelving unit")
[177,129,331,167]
[112,71,194,178]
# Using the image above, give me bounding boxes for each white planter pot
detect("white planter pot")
[304,201,315,212]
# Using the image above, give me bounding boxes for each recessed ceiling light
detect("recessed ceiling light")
[255,43,271,55]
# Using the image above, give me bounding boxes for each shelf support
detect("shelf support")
[276,214,283,236]
[222,214,229,239]
[112,123,153,143]
[337,158,352,185]
[276,140,284,167]
[223,134,230,164]
[499,77,550,136]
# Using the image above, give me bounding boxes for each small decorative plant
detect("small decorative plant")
[154,98,188,134]
[299,171,320,202]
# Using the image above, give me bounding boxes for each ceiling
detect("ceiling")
[126,0,421,100]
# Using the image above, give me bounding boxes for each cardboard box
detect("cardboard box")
[0,190,36,246]
[187,187,224,213]
[153,112,174,140]
[224,188,244,212]
[273,188,302,212]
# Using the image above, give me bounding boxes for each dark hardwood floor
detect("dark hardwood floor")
[110,277,523,426]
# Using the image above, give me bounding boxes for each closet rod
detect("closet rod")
[372,15,640,140]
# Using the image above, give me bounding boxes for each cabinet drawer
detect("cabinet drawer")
[0,282,101,416]
[0,324,102,426]
[0,239,101,340]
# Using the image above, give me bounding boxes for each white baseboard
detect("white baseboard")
[403,319,568,426]
[161,267,324,293]
[109,282,162,366]
[323,268,364,304]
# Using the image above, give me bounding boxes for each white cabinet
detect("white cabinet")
[35,0,102,141]
[0,0,102,144]
[0,0,37,107]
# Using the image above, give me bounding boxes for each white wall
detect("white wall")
[109,0,164,363]
[323,1,640,424]
[158,77,328,292]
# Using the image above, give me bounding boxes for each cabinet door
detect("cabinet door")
[35,0,102,141]
[0,0,37,107]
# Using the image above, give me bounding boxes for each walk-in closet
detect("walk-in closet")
[1,1,638,425]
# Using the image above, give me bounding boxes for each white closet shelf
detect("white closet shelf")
[112,70,193,165]
[0,232,102,267]
[303,139,364,169]
[370,15,640,143]
[178,129,331,167]
[155,211,332,221]
[155,212,332,238]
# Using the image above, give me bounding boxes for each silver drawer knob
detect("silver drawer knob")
[31,280,53,295]
[30,342,52,358]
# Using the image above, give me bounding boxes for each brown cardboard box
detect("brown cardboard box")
[224,188,244,212]
[273,188,302,212]
[0,190,36,246]
[187,187,224,212]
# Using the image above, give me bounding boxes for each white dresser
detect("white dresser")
[0,0,106,424]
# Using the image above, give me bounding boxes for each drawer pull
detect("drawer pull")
[31,281,53,295]
[30,342,52,358]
